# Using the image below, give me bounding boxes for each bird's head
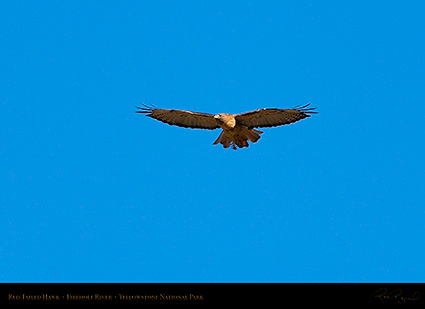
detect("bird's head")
[214,114,224,123]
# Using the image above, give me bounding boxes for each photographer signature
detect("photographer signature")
[371,288,420,304]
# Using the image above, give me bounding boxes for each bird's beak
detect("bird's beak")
[214,115,219,119]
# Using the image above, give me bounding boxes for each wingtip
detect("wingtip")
[295,102,318,114]
[135,103,156,114]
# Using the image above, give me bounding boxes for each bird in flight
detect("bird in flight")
[136,103,317,150]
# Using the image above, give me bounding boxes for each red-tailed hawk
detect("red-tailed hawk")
[136,103,317,150]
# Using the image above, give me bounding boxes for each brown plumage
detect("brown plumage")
[136,103,317,150]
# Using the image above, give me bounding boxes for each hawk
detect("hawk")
[136,103,317,150]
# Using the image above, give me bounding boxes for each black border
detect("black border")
[1,283,424,306]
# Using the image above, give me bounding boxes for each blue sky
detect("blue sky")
[1,0,425,282]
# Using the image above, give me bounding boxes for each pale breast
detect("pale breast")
[220,114,236,129]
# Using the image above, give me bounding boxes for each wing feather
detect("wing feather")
[136,104,220,130]
[235,103,318,129]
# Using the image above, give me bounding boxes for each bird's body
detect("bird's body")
[136,104,317,150]
[212,113,263,149]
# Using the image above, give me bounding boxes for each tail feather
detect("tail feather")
[213,131,231,148]
[222,136,231,148]
[213,128,264,150]
[245,128,263,143]
[235,136,249,149]
[212,131,224,145]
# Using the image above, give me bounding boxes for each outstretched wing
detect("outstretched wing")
[235,103,318,129]
[136,104,220,130]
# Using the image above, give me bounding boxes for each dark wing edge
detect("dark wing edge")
[235,103,318,129]
[135,103,158,114]
[135,103,220,130]
[292,103,318,115]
